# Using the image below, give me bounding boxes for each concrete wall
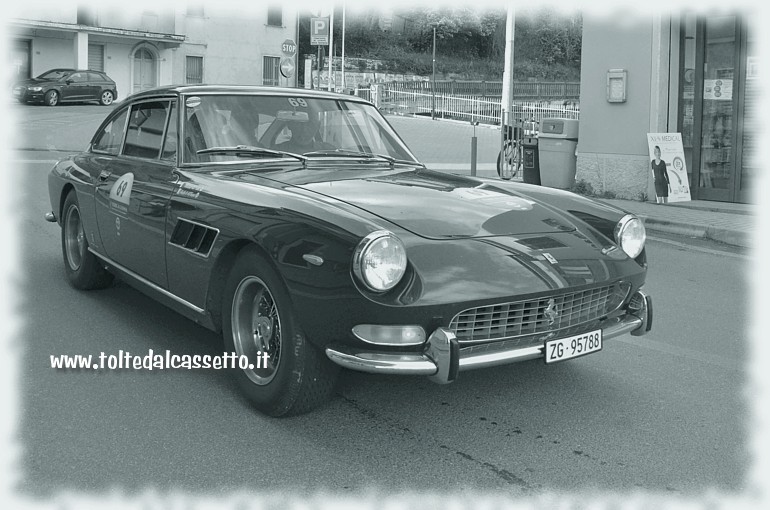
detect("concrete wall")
[26,32,76,75]
[96,6,177,35]
[179,4,298,87]
[576,14,663,200]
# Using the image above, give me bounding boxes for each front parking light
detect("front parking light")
[352,325,426,346]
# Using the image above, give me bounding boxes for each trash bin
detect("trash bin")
[521,136,540,185]
[538,118,579,189]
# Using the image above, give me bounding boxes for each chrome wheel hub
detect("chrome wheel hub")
[231,276,282,385]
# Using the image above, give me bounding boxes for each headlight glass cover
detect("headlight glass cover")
[353,231,407,292]
[614,214,646,258]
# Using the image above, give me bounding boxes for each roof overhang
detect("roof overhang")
[9,18,186,46]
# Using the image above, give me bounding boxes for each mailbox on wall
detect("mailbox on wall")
[607,69,627,103]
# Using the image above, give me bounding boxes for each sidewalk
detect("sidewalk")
[388,114,755,249]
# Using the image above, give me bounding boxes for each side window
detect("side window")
[123,101,170,159]
[161,101,178,162]
[88,72,103,83]
[69,72,86,83]
[92,109,128,154]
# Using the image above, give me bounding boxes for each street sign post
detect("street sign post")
[310,17,329,46]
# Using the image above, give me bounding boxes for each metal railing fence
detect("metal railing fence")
[384,80,580,100]
[372,88,579,126]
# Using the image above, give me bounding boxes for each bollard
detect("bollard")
[470,120,479,177]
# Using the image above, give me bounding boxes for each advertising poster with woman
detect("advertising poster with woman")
[647,133,692,203]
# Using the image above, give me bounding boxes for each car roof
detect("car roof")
[125,84,371,104]
[42,68,107,74]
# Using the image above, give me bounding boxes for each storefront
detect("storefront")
[678,13,756,203]
[576,11,757,204]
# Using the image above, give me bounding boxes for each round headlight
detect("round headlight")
[614,214,646,259]
[353,231,407,292]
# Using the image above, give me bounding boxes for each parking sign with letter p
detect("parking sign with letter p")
[310,17,329,46]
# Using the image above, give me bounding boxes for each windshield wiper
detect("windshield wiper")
[197,145,307,164]
[302,149,420,168]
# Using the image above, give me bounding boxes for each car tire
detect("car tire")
[222,246,338,416]
[44,90,59,107]
[100,90,114,106]
[61,191,114,290]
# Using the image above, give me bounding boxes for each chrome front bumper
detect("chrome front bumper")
[325,290,653,384]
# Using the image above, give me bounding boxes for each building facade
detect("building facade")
[577,11,758,204]
[8,4,299,100]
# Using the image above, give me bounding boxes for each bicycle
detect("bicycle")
[496,136,523,180]
[497,117,537,180]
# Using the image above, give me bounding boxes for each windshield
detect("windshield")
[37,70,72,81]
[181,93,419,165]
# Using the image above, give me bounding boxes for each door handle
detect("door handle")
[98,170,112,181]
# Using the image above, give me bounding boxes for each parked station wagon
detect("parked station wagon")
[46,85,652,416]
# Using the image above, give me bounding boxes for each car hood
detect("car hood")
[260,167,580,239]
[15,78,53,87]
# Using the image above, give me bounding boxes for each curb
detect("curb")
[641,217,751,248]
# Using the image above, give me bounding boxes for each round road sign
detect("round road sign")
[280,57,295,78]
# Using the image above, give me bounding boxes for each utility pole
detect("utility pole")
[431,25,436,120]
[341,1,346,91]
[328,5,334,91]
[501,5,515,126]
[499,4,515,179]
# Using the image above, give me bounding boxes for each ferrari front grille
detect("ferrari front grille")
[448,283,628,344]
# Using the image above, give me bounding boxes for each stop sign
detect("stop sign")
[281,39,296,57]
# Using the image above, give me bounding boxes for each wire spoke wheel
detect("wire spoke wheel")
[231,276,282,385]
[222,246,339,416]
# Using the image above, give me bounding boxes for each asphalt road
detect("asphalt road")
[6,104,752,502]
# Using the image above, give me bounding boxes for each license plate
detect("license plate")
[544,329,602,364]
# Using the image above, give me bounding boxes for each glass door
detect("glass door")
[736,23,756,203]
[696,15,740,202]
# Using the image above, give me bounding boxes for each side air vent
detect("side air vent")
[170,219,218,257]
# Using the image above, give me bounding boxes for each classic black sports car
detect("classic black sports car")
[13,68,117,106]
[46,85,652,416]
